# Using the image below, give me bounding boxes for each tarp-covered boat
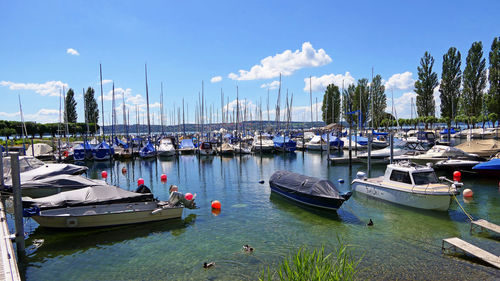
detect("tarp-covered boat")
[139,140,156,158]
[16,174,106,198]
[472,158,500,176]
[73,141,94,161]
[93,141,114,161]
[269,170,351,210]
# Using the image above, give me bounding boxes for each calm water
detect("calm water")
[13,151,500,280]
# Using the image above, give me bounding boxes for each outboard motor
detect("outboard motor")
[135,184,152,194]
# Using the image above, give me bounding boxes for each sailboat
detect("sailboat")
[94,64,114,161]
[139,64,157,159]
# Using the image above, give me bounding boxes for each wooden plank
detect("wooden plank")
[472,219,500,235]
[443,237,500,269]
[0,199,21,281]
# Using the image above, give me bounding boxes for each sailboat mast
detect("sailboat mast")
[310,76,313,125]
[145,64,151,137]
[160,82,164,135]
[99,64,105,138]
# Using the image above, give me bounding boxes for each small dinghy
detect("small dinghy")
[269,170,352,210]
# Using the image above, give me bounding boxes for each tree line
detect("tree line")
[321,36,500,129]
[0,120,99,138]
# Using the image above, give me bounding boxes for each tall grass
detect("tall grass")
[260,243,361,281]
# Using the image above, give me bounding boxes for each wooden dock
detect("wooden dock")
[471,219,500,235]
[442,237,500,269]
[328,156,361,164]
[0,199,21,281]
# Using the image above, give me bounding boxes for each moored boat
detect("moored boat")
[351,161,461,211]
[269,170,351,210]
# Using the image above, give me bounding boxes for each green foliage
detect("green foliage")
[85,87,99,125]
[487,37,500,124]
[321,84,341,124]
[65,88,78,123]
[342,84,356,124]
[439,47,462,119]
[0,120,99,137]
[260,243,360,281]
[370,74,387,129]
[353,79,370,127]
[415,51,438,120]
[462,41,487,117]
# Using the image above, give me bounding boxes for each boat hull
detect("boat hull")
[352,180,452,211]
[157,150,176,157]
[269,182,347,210]
[33,202,184,228]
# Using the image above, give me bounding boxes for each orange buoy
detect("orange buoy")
[137,178,145,186]
[185,193,193,201]
[463,188,473,198]
[211,200,221,209]
[160,174,167,181]
[121,167,127,174]
[453,171,461,182]
[101,171,108,179]
[211,208,221,216]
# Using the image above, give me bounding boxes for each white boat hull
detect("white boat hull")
[158,149,176,157]
[352,181,452,211]
[33,202,184,228]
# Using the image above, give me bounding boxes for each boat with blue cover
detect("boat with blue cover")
[139,140,156,158]
[269,170,351,210]
[472,155,500,176]
[178,139,196,154]
[73,141,93,161]
[92,140,114,161]
[273,136,297,152]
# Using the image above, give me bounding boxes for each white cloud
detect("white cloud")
[0,108,60,123]
[228,42,332,80]
[210,76,222,83]
[384,71,414,90]
[387,92,417,119]
[260,80,280,90]
[0,80,68,97]
[304,72,355,92]
[101,79,112,85]
[66,48,80,56]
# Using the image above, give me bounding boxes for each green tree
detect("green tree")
[439,47,462,120]
[342,84,356,125]
[85,87,99,126]
[487,37,500,125]
[414,52,438,125]
[462,41,487,121]
[370,74,386,129]
[321,84,341,124]
[353,78,370,127]
[64,88,77,123]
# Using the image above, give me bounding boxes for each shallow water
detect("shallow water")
[13,151,500,280]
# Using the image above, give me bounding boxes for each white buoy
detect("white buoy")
[463,188,474,198]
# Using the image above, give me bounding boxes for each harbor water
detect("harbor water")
[14,152,500,280]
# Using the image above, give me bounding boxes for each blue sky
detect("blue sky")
[1,0,499,124]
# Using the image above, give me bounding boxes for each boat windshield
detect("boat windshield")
[412,172,439,185]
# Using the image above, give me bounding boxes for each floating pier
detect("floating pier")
[328,156,361,164]
[471,219,500,236]
[0,200,21,281]
[442,237,500,269]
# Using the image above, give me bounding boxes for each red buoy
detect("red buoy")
[211,200,221,209]
[101,171,108,179]
[185,193,193,201]
[453,171,461,182]
[160,174,167,181]
[137,178,145,186]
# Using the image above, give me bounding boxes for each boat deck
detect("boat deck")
[471,219,500,235]
[0,199,21,281]
[442,237,500,269]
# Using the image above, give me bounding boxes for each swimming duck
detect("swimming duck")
[243,244,254,252]
[203,262,215,268]
[367,219,374,226]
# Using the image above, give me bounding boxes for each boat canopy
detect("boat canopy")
[472,158,500,171]
[19,175,106,190]
[269,170,344,199]
[23,185,154,209]
[4,161,88,185]
[179,139,195,149]
[115,137,129,148]
[26,143,53,156]
[74,141,93,150]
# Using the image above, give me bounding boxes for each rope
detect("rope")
[452,194,474,222]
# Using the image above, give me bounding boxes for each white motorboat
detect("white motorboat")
[198,142,217,156]
[433,159,481,171]
[393,145,482,164]
[157,138,176,157]
[24,185,195,229]
[219,143,235,155]
[3,156,87,183]
[357,139,410,162]
[305,135,325,151]
[231,143,252,154]
[252,135,275,152]
[351,161,461,211]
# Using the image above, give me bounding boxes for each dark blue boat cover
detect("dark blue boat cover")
[269,170,343,199]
